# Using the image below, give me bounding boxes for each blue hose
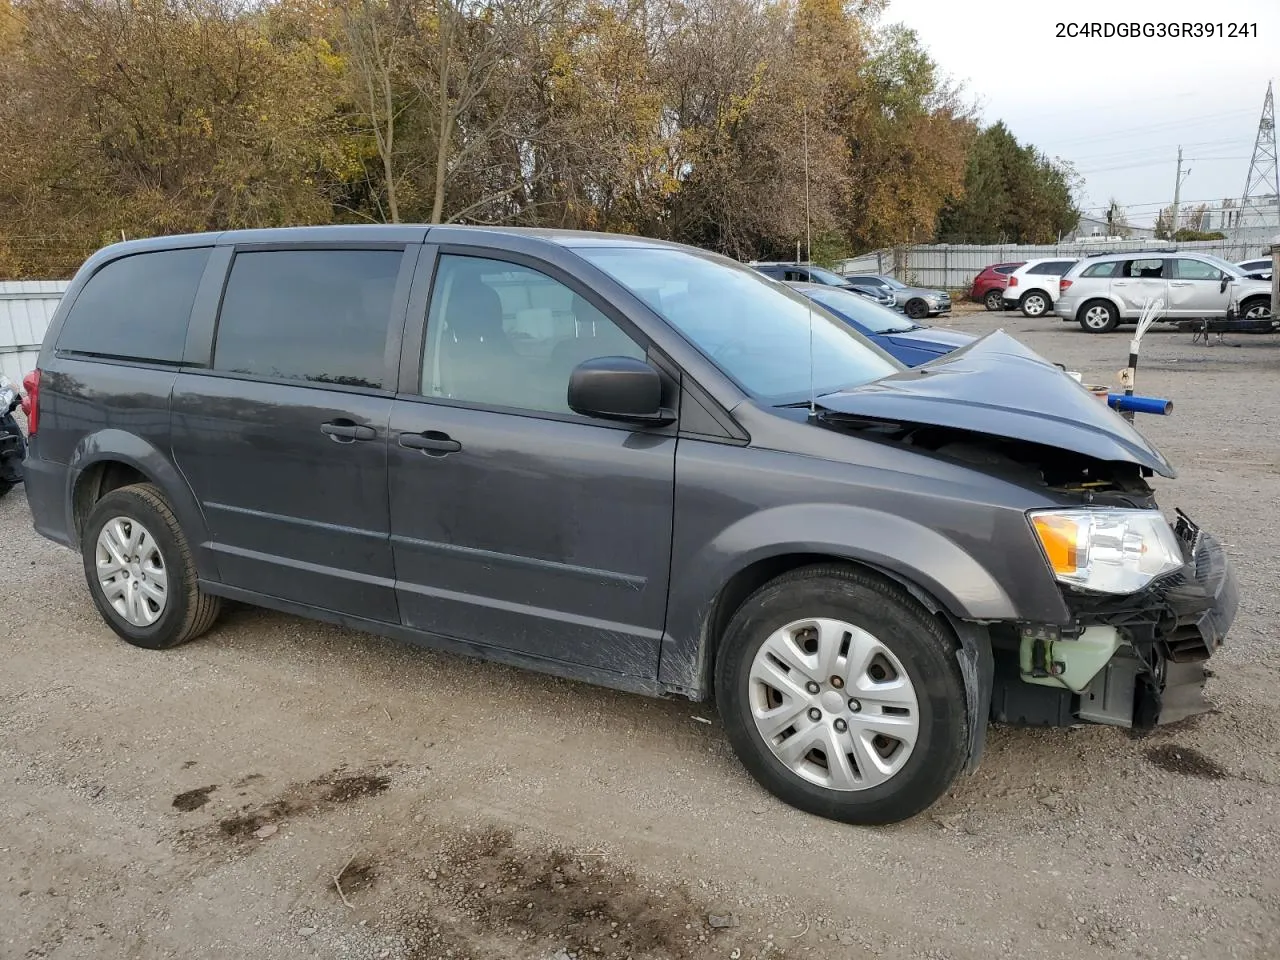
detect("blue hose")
[1107,394,1172,416]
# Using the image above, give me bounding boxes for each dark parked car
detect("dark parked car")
[23,226,1238,826]
[844,274,951,319]
[970,262,1024,311]
[749,261,896,308]
[787,282,974,366]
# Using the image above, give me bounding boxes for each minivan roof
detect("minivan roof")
[86,224,689,260]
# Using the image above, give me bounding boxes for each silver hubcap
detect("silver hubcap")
[749,618,920,791]
[96,517,168,627]
[1244,303,1270,319]
[1025,295,1046,315]
[1084,306,1112,329]
[986,292,1001,308]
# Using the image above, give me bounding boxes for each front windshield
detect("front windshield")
[807,287,917,334]
[577,246,901,402]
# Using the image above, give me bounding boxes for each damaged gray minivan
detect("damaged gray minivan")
[22,226,1238,825]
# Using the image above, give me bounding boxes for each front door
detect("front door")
[387,250,677,676]
[171,245,413,622]
[1110,258,1169,316]
[1167,257,1229,318]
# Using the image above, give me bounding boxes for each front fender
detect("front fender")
[66,429,219,581]
[707,503,1017,620]
[658,502,1043,695]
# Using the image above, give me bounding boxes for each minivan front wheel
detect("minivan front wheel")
[81,483,221,649]
[715,565,967,825]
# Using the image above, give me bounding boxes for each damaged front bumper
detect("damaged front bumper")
[992,515,1238,731]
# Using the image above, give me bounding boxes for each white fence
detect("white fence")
[0,281,67,383]
[836,238,1274,292]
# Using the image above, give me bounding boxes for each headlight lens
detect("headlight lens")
[1029,509,1185,595]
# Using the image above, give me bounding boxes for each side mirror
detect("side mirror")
[567,356,673,424]
[1220,275,1230,293]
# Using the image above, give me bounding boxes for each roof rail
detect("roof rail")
[1080,247,1178,258]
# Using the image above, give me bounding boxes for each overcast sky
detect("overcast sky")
[884,0,1280,226]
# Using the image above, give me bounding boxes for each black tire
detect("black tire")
[1078,299,1119,333]
[81,482,221,649]
[1020,291,1050,318]
[983,289,1004,311]
[714,564,968,825]
[0,480,13,501]
[903,299,929,320]
[1240,297,1272,320]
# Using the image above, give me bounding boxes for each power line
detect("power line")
[1068,138,1249,163]
[1043,109,1258,148]
[1077,155,1250,175]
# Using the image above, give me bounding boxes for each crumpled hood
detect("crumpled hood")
[815,330,1177,478]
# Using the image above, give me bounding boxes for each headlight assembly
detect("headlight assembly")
[1029,509,1185,595]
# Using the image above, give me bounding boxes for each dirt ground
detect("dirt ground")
[2,304,1278,960]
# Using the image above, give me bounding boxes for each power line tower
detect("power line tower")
[1234,81,1279,240]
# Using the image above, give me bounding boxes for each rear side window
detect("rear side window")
[1080,261,1121,278]
[1123,259,1165,279]
[994,264,1020,275]
[57,248,210,363]
[213,249,403,390]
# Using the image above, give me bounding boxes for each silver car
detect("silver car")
[1054,251,1274,333]
[844,274,952,320]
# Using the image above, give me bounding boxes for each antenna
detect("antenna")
[803,108,812,264]
[804,104,815,415]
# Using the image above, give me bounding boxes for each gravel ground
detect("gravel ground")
[2,305,1278,960]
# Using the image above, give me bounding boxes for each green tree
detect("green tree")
[935,121,1079,243]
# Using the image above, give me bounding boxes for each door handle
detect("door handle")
[321,420,377,442]
[399,431,462,455]
[1170,281,1191,287]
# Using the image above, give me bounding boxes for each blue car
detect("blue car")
[788,282,974,366]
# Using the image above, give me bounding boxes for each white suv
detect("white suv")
[1001,258,1077,318]
[1054,251,1274,333]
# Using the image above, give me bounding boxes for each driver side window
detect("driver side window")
[422,254,645,415]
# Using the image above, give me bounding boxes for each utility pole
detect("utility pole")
[1170,146,1183,240]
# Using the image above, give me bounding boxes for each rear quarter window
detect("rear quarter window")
[56,248,211,363]
[1080,261,1121,278]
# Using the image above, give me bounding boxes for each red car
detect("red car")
[970,262,1024,311]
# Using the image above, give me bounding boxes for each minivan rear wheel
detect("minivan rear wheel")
[81,483,221,649]
[1079,300,1119,333]
[714,565,967,825]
